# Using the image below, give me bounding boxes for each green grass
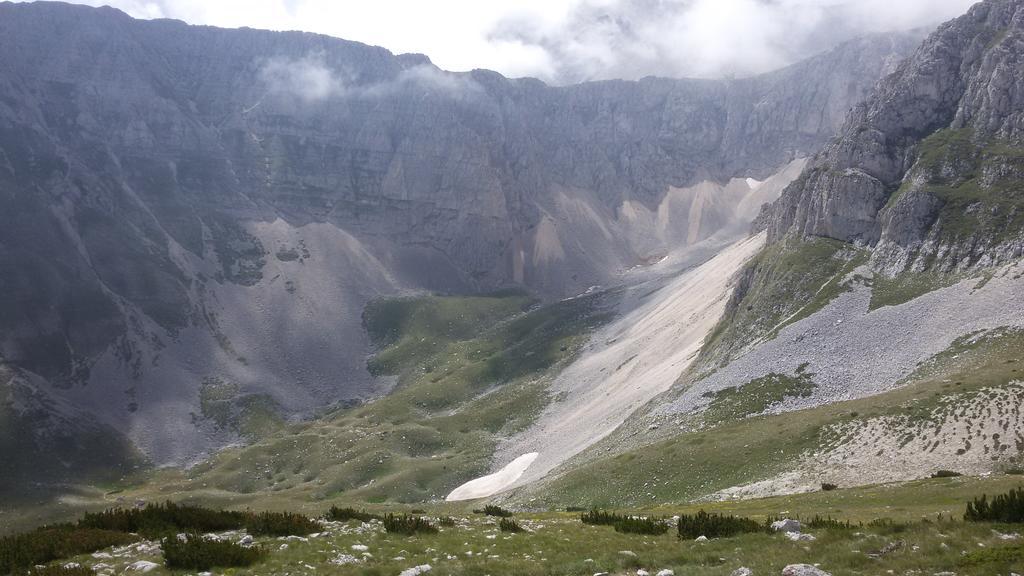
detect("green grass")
[170,289,617,505]
[700,371,816,426]
[16,484,1024,576]
[868,270,960,310]
[529,325,1024,508]
[701,237,866,367]
[197,378,285,441]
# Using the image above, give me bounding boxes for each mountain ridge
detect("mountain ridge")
[0,0,920,476]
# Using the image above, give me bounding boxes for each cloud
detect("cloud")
[489,0,981,82]
[259,53,346,102]
[62,0,980,83]
[254,53,482,106]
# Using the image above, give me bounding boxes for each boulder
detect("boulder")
[771,519,801,533]
[781,564,830,576]
[125,561,160,573]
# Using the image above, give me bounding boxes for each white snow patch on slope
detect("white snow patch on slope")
[446,453,539,501]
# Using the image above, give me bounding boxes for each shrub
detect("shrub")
[1005,468,1024,475]
[565,506,586,513]
[245,511,319,536]
[613,516,669,535]
[965,487,1024,523]
[580,510,625,526]
[677,510,765,539]
[161,533,266,570]
[865,518,908,534]
[932,470,962,478]
[0,526,137,574]
[79,501,248,537]
[437,516,457,527]
[499,518,524,533]
[325,506,381,523]
[480,505,513,517]
[383,514,437,536]
[821,482,838,491]
[803,515,853,530]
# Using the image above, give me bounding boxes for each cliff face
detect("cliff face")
[764,0,1024,271]
[0,1,916,466]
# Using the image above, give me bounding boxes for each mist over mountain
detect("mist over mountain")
[61,0,974,83]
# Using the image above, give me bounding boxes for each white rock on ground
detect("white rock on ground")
[731,568,753,576]
[781,564,830,576]
[655,570,675,576]
[771,519,801,533]
[124,561,160,573]
[398,565,432,576]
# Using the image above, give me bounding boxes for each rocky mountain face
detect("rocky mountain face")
[763,0,1024,272]
[0,1,918,472]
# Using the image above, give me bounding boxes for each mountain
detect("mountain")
[502,0,1024,507]
[0,0,919,484]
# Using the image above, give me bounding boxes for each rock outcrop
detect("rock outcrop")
[764,0,1024,271]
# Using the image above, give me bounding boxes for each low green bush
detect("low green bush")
[865,518,909,534]
[803,515,853,530]
[580,509,624,526]
[821,482,838,491]
[932,470,962,478]
[245,511,319,536]
[161,533,266,570]
[677,510,765,539]
[383,514,437,536]
[325,506,381,523]
[0,526,137,574]
[79,501,248,537]
[499,518,524,533]
[437,516,457,527]
[479,505,513,517]
[965,486,1024,523]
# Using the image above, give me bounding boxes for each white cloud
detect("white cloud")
[56,0,980,83]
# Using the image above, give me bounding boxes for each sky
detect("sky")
[59,0,980,84]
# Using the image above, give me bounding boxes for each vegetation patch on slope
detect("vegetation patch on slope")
[196,377,285,441]
[181,289,617,503]
[700,369,816,426]
[700,237,867,367]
